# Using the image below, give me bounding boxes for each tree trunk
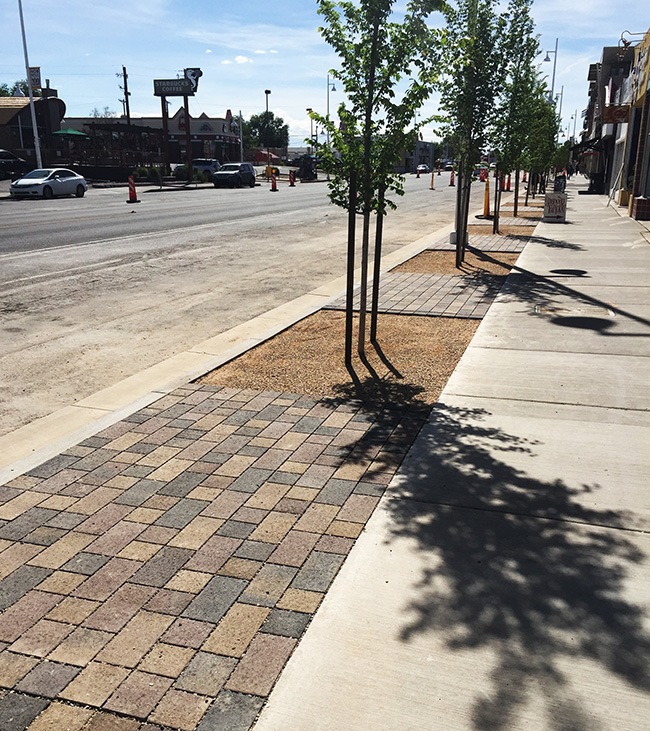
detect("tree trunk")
[345,170,357,369]
[370,188,385,344]
[357,17,381,357]
[514,167,520,217]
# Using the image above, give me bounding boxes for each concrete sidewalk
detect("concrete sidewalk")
[253,182,650,730]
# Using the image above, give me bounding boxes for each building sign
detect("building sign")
[543,192,567,223]
[153,68,202,97]
[29,66,41,90]
[602,105,630,124]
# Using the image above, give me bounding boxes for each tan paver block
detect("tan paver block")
[277,588,324,613]
[0,491,47,520]
[337,494,379,523]
[275,431,309,450]
[68,487,121,516]
[248,512,297,544]
[35,571,85,595]
[124,507,164,524]
[117,540,162,562]
[286,486,319,502]
[215,454,257,477]
[137,642,195,678]
[294,503,339,533]
[186,486,223,502]
[164,570,212,594]
[202,603,269,657]
[168,516,223,550]
[219,557,262,580]
[112,451,140,465]
[203,423,238,442]
[73,558,142,601]
[0,538,12,554]
[106,432,145,451]
[0,543,44,580]
[333,459,372,481]
[46,597,100,625]
[147,458,194,482]
[280,461,309,475]
[60,661,129,706]
[0,651,38,687]
[104,670,172,718]
[244,483,290,511]
[249,437,276,448]
[104,475,139,490]
[28,532,94,569]
[38,495,78,510]
[327,520,364,538]
[149,689,212,731]
[225,632,297,696]
[136,446,180,468]
[322,412,354,428]
[201,490,249,519]
[10,619,74,657]
[48,627,113,666]
[96,611,174,667]
[25,701,93,730]
[268,531,319,567]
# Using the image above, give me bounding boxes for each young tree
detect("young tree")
[0,80,40,97]
[313,0,442,363]
[489,0,539,226]
[437,0,505,265]
[90,106,117,118]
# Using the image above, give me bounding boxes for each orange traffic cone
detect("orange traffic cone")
[270,175,278,192]
[430,173,435,190]
[126,175,140,204]
[289,170,295,187]
[506,174,511,192]
[449,169,455,187]
[522,170,528,183]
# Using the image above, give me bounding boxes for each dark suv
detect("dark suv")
[0,149,28,180]
[212,162,257,188]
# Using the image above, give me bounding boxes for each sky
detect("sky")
[2,1,649,147]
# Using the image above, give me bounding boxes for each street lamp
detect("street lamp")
[326,74,336,180]
[544,37,558,103]
[306,107,313,155]
[17,0,42,167]
[264,89,271,176]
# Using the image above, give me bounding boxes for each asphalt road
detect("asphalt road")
[0,172,460,436]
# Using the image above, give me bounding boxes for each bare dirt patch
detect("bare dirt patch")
[390,249,519,276]
[198,310,479,406]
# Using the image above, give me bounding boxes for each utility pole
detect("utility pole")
[18,0,42,167]
[117,66,131,124]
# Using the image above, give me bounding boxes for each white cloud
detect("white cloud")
[221,60,232,65]
[235,56,253,64]
[205,49,212,54]
[254,50,267,55]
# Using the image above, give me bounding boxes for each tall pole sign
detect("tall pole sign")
[153,68,202,181]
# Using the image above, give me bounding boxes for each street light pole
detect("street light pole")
[306,108,313,155]
[326,74,336,181]
[264,89,271,177]
[544,37,558,103]
[17,0,42,167]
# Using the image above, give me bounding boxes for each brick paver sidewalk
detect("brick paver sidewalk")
[324,271,506,319]
[0,385,428,730]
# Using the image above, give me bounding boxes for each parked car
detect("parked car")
[10,168,88,199]
[191,158,221,174]
[212,162,256,188]
[443,160,454,171]
[416,164,430,174]
[0,149,28,180]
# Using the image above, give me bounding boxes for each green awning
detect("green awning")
[52,128,90,139]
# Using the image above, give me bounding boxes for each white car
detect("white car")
[10,168,88,199]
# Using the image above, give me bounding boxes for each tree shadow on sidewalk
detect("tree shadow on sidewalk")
[381,400,650,730]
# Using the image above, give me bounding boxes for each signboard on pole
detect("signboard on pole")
[154,78,194,97]
[602,105,630,124]
[153,68,202,97]
[29,66,41,90]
